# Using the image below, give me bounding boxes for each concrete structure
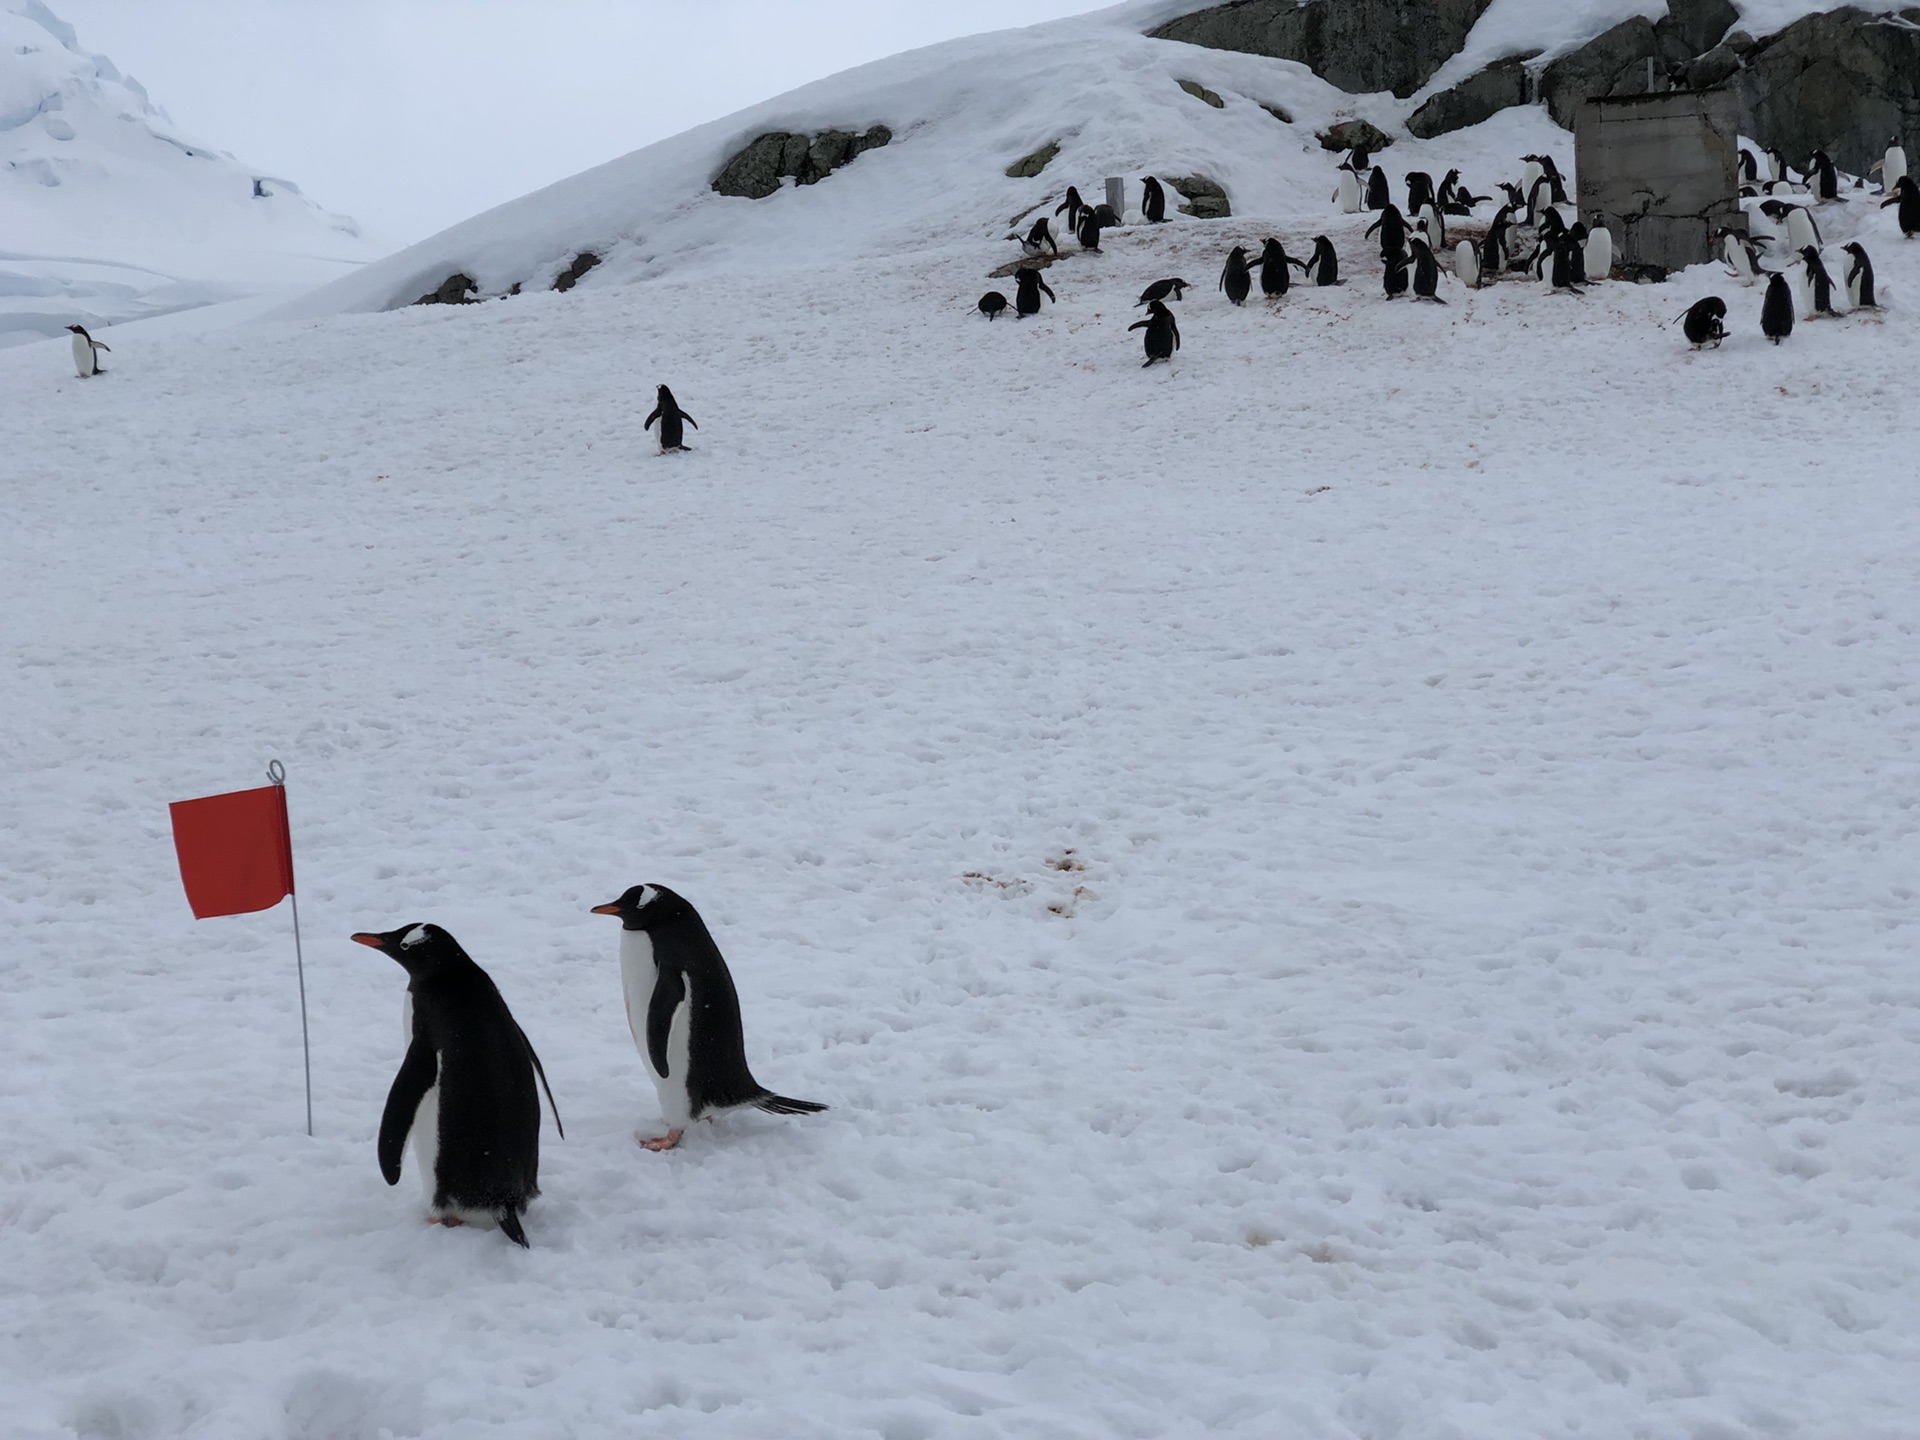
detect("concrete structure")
[1575,88,1742,274]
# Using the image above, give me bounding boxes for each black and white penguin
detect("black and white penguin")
[1409,234,1446,303]
[1334,161,1363,214]
[1583,212,1613,281]
[1799,246,1838,315]
[1740,148,1761,185]
[1481,207,1513,274]
[352,923,562,1248]
[1054,186,1086,235]
[65,324,109,378]
[1538,154,1568,204]
[1718,226,1763,283]
[1676,296,1727,348]
[1807,150,1840,202]
[1258,237,1304,297]
[1416,201,1445,250]
[1364,203,1408,259]
[1007,217,1057,257]
[1875,136,1906,193]
[1760,199,1821,252]
[1013,266,1055,317]
[1140,175,1167,224]
[977,290,1009,320]
[1091,203,1121,228]
[1405,171,1436,217]
[1566,222,1590,285]
[1076,209,1103,252]
[1365,166,1389,211]
[1761,270,1795,343]
[1136,276,1192,305]
[1764,147,1787,185]
[1219,245,1252,306]
[1841,242,1877,309]
[590,885,828,1151]
[1304,235,1341,286]
[644,385,697,453]
[1455,239,1481,289]
[1381,248,1410,299]
[1883,175,1920,236]
[1547,237,1584,295]
[1129,298,1181,366]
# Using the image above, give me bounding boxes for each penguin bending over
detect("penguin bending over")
[1130,299,1181,366]
[1008,217,1057,257]
[645,385,698,453]
[1014,266,1055,317]
[1136,277,1191,306]
[1140,175,1167,224]
[977,291,1009,320]
[592,885,828,1151]
[1304,235,1341,286]
[1675,296,1727,348]
[1760,200,1821,252]
[1799,246,1838,315]
[65,324,109,378]
[353,924,562,1248]
[1841,242,1877,309]
[1884,175,1920,237]
[1718,227,1763,283]
[1405,171,1436,217]
[1219,245,1252,306]
[1761,271,1795,343]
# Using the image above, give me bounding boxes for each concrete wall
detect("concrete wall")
[1575,89,1742,273]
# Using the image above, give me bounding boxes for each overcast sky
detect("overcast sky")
[55,1,1111,248]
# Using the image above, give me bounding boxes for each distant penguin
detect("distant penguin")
[1334,162,1363,214]
[1538,155,1568,204]
[1676,296,1727,348]
[1365,166,1389,211]
[352,924,562,1247]
[644,385,698,452]
[1807,150,1839,202]
[1566,222,1590,285]
[1410,235,1446,303]
[1136,276,1191,305]
[591,886,827,1152]
[1304,235,1341,286]
[1883,175,1920,236]
[65,324,108,378]
[1013,266,1055,317]
[1405,171,1436,216]
[1141,175,1167,224]
[1007,216,1057,257]
[1841,242,1877,308]
[1129,299,1181,366]
[1740,148,1760,185]
[1800,246,1838,315]
[1583,212,1612,280]
[1365,203,1408,259]
[1381,248,1410,299]
[1455,239,1481,289]
[1876,136,1906,193]
[1436,168,1463,212]
[1219,245,1252,306]
[1764,147,1787,184]
[1055,185,1086,235]
[1481,208,1513,274]
[1526,174,1554,227]
[1718,226,1763,283]
[1761,270,1795,343]
[1548,237,1584,295]
[1258,237,1303,297]
[977,290,1009,320]
[1076,209,1103,252]
[1520,155,1544,198]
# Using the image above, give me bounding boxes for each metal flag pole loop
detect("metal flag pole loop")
[266,759,286,786]
[268,758,313,1137]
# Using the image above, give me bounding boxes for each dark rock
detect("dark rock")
[1317,118,1394,153]
[415,273,479,306]
[1664,0,1738,57]
[1684,42,1740,91]
[1652,13,1701,68]
[1538,17,1662,130]
[551,252,600,293]
[1734,8,1920,176]
[1260,101,1294,124]
[712,125,891,198]
[1724,29,1755,55]
[1006,141,1060,178]
[1406,52,1536,138]
[712,133,790,199]
[1150,0,1496,100]
[1178,78,1226,108]
[1168,174,1231,218]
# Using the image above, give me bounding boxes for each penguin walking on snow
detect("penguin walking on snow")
[352,924,562,1248]
[1014,266,1055,317]
[1806,150,1840,202]
[1304,236,1341,286]
[65,324,109,377]
[1675,296,1727,349]
[1055,186,1087,236]
[645,384,697,452]
[1883,175,1920,236]
[1761,271,1796,343]
[1841,242,1877,309]
[591,885,827,1151]
[1130,299,1180,365]
[1219,245,1252,305]
[1365,203,1408,259]
[1140,175,1167,224]
[1799,246,1838,315]
[1258,238,1304,297]
[1410,234,1446,303]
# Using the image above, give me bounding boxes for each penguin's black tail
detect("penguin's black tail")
[756,1094,828,1116]
[497,1207,530,1249]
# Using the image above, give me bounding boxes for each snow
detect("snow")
[5,3,1920,1438]
[0,1,384,349]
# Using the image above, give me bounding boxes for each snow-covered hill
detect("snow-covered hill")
[0,0,383,347]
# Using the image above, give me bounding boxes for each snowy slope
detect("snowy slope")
[0,0,382,347]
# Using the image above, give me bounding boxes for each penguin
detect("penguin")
[590,885,828,1151]
[1538,155,1568,205]
[1760,200,1821,251]
[1364,203,1408,259]
[1136,277,1192,306]
[1519,156,1544,199]
[65,324,108,378]
[1346,146,1371,174]
[1405,171,1436,217]
[1054,186,1086,235]
[1525,174,1554,227]
[1718,226,1763,283]
[1740,148,1760,185]
[1219,245,1252,306]
[1807,150,1839,202]
[1583,212,1613,281]
[1435,168,1463,213]
[1409,234,1446,303]
[1304,235,1340,286]
[1381,248,1409,299]
[1547,237,1584,295]
[1007,217,1057,257]
[1566,222,1590,285]
[1675,296,1727,348]
[1129,298,1180,366]
[1334,161,1363,214]
[1076,209,1103,252]
[1455,239,1481,289]
[1761,270,1795,343]
[1140,175,1167,224]
[1416,202,1445,251]
[1841,242,1877,309]
[1091,203,1121,229]
[1258,237,1305,297]
[1763,146,1785,184]
[1499,181,1526,216]
[977,291,1009,320]
[1875,136,1906,193]
[352,924,561,1248]
[1883,175,1920,236]
[1365,166,1389,211]
[1480,207,1513,274]
[644,385,697,453]
[1013,266,1055,317]
[1799,246,1838,315]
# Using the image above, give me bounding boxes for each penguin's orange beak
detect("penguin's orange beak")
[350,932,386,948]
[589,902,622,916]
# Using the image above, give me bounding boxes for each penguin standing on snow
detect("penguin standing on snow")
[1365,166,1389,211]
[1409,234,1446,303]
[1547,236,1585,295]
[1583,212,1613,281]
[1219,245,1253,306]
[1381,248,1410,299]
[1258,238,1304,297]
[1365,203,1408,259]
[1055,186,1087,236]
[1334,161,1362,214]
[1304,236,1341,286]
[1140,175,1167,224]
[1676,296,1727,348]
[65,324,109,378]
[1013,266,1055,317]
[1799,246,1838,315]
[352,924,562,1248]
[1883,175,1920,236]
[1480,207,1513,274]
[1873,135,1906,193]
[644,384,698,452]
[1761,270,1796,343]
[1404,171,1436,217]
[1455,239,1481,289]
[1076,209,1104,252]
[1841,242,1877,309]
[1130,299,1180,365]
[1806,150,1840,202]
[590,885,827,1151]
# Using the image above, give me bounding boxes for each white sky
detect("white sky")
[56,1,1112,248]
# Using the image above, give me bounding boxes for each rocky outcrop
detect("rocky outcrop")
[551,252,600,292]
[415,273,478,306]
[1168,175,1231,218]
[1316,118,1393,153]
[1537,17,1663,130]
[1150,0,1496,99]
[1005,141,1059,178]
[1177,78,1226,108]
[1660,0,1738,58]
[1734,7,1920,176]
[1406,52,1537,138]
[711,125,892,200]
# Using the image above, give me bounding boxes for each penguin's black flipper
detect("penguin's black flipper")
[755,1094,828,1116]
[644,406,661,431]
[682,414,698,430]
[497,1207,530,1249]
[517,1024,564,1138]
[378,1036,438,1185]
[647,965,686,1078]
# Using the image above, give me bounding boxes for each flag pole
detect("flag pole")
[268,759,313,1137]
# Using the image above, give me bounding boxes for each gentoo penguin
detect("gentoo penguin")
[1761,271,1795,343]
[1547,237,1585,295]
[65,324,109,378]
[1218,245,1252,306]
[352,923,561,1247]
[1416,202,1445,250]
[1807,150,1839,202]
[1136,276,1191,305]
[1409,234,1446,303]
[1566,222,1590,285]
[1583,212,1613,281]
[1091,203,1121,228]
[1800,246,1838,315]
[1875,136,1906,193]
[1076,209,1103,252]
[1054,186,1086,236]
[1364,203,1407,258]
[1525,174,1555,227]
[1760,200,1821,251]
[1405,171,1436,216]
[1538,155,1568,204]
[1365,166,1389,211]
[1007,217,1057,257]
[1455,239,1481,289]
[1719,226,1764,283]
[1334,161,1362,214]
[1764,147,1787,184]
[1129,298,1180,366]
[1140,175,1167,224]
[1258,237,1304,297]
[1676,296,1727,348]
[1841,242,1877,308]
[591,885,827,1151]
[644,385,697,453]
[1883,175,1920,236]
[977,290,1009,320]
[1304,235,1341,286]
[1740,148,1761,185]
[1381,248,1410,299]
[1013,266,1055,317]
[1481,207,1513,274]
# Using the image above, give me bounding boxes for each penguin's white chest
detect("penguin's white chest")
[411,1081,440,1201]
[620,930,695,1125]
[70,334,92,377]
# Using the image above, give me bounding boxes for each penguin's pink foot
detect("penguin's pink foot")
[638,1128,685,1152]
[427,1215,466,1228]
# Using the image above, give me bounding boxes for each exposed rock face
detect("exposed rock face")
[1734,7,1920,176]
[1168,175,1231,218]
[1538,17,1662,130]
[1150,0,1496,99]
[551,252,600,292]
[711,125,892,199]
[1661,0,1738,58]
[415,273,478,306]
[1006,141,1059,178]
[1406,52,1537,138]
[1316,118,1393,153]
[1177,78,1226,108]
[1260,101,1294,124]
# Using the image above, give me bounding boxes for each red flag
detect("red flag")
[169,784,295,919]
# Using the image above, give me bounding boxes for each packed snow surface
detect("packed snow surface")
[6,3,1920,1438]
